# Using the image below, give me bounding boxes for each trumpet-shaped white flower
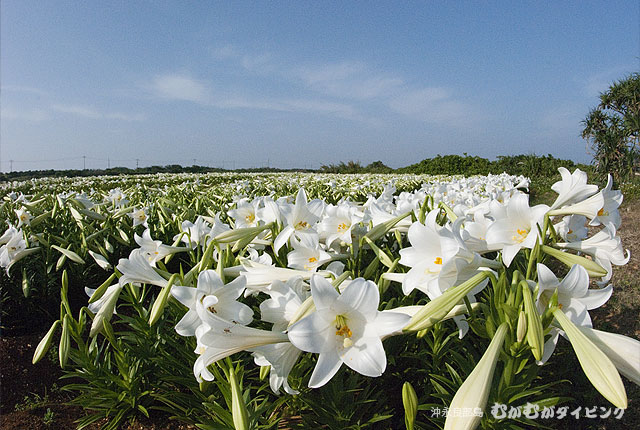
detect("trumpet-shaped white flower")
[287,235,332,272]
[485,193,548,267]
[194,322,289,382]
[287,275,410,388]
[399,211,479,298]
[273,188,321,254]
[15,208,32,228]
[556,229,630,284]
[171,270,252,337]
[318,202,364,249]
[253,277,310,394]
[129,207,149,228]
[537,263,612,327]
[589,175,623,235]
[535,263,613,363]
[108,188,128,208]
[0,229,38,273]
[135,229,184,266]
[116,249,169,288]
[550,167,599,210]
[555,215,588,243]
[0,225,19,245]
[175,216,212,249]
[228,197,261,229]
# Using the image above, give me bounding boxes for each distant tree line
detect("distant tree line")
[1,155,593,183]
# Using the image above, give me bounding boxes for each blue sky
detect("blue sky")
[1,1,638,171]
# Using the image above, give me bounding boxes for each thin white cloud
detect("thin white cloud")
[389,88,477,126]
[150,74,211,103]
[1,85,49,96]
[52,104,145,121]
[1,106,50,121]
[213,45,273,72]
[146,71,361,119]
[296,61,404,100]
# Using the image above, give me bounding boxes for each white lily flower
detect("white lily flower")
[287,275,410,388]
[273,188,321,254]
[536,263,612,328]
[556,229,630,284]
[535,263,613,363]
[194,323,289,382]
[128,207,149,228]
[116,249,169,288]
[172,270,252,337]
[175,216,212,249]
[15,208,32,228]
[589,175,623,235]
[555,215,588,243]
[550,167,599,210]
[485,193,548,267]
[228,197,261,229]
[135,229,184,266]
[0,225,19,245]
[287,234,332,272]
[0,230,38,273]
[399,211,481,299]
[252,277,310,394]
[239,258,331,294]
[548,190,605,219]
[318,202,364,249]
[107,188,128,208]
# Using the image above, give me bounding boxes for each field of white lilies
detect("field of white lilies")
[1,170,637,430]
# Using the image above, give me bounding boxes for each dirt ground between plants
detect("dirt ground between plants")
[1,200,639,430]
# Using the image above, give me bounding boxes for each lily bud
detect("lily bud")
[88,273,118,304]
[149,274,179,326]
[553,309,627,408]
[229,367,250,430]
[404,272,490,332]
[364,211,411,242]
[402,381,418,430]
[516,310,527,343]
[444,322,509,430]
[541,245,607,278]
[214,223,273,244]
[259,365,271,381]
[21,268,30,298]
[52,245,85,264]
[33,320,60,364]
[521,283,544,361]
[578,326,640,387]
[59,314,70,368]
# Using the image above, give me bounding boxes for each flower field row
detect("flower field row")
[1,169,637,430]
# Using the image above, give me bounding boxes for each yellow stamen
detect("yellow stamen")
[295,221,309,230]
[335,314,353,340]
[512,228,529,243]
[434,257,443,265]
[337,222,349,232]
[308,257,317,263]
[245,213,255,223]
